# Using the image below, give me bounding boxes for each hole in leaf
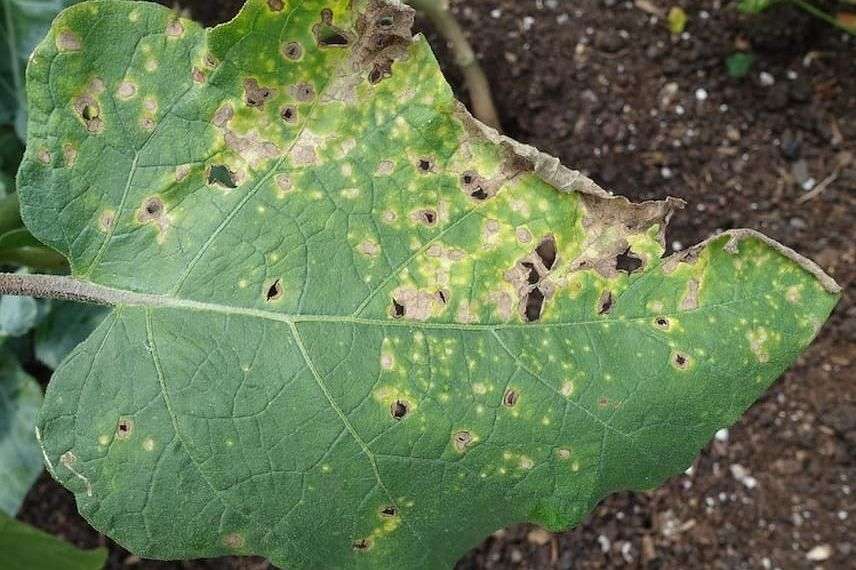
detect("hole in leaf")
[244,78,272,108]
[144,199,162,217]
[82,105,99,120]
[655,317,669,329]
[282,41,302,60]
[377,15,395,28]
[598,290,614,315]
[390,399,408,420]
[116,417,133,440]
[503,389,519,407]
[616,247,643,274]
[673,352,689,369]
[521,262,541,285]
[418,158,432,172]
[461,172,475,185]
[208,165,237,189]
[391,298,405,319]
[452,430,473,452]
[435,289,448,304]
[470,186,488,201]
[380,505,398,517]
[352,538,372,551]
[524,288,545,322]
[280,106,297,124]
[294,83,315,102]
[368,65,384,84]
[416,209,436,225]
[265,280,283,302]
[535,236,557,270]
[314,11,350,47]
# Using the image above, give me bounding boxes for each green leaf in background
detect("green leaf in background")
[16,0,839,568]
[0,293,37,337]
[0,349,42,516]
[0,0,82,138]
[726,52,755,79]
[0,511,107,570]
[738,0,775,14]
[35,301,107,369]
[667,6,688,34]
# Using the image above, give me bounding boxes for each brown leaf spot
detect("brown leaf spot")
[223,533,245,549]
[598,290,614,315]
[117,81,137,100]
[56,30,81,52]
[63,144,78,167]
[352,538,373,552]
[281,41,303,60]
[73,96,103,134]
[36,148,52,164]
[390,399,409,420]
[244,78,273,108]
[98,210,116,233]
[212,104,234,127]
[680,279,700,311]
[503,389,519,408]
[410,209,437,226]
[115,417,134,440]
[265,280,283,302]
[452,430,474,453]
[192,67,206,83]
[165,20,184,38]
[267,0,284,10]
[280,105,298,124]
[672,351,690,370]
[292,82,316,102]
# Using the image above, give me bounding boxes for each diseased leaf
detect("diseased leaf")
[0,511,107,569]
[0,349,43,516]
[35,301,107,369]
[17,1,840,568]
[0,0,82,137]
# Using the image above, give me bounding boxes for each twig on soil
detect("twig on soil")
[407,0,503,131]
[798,151,852,203]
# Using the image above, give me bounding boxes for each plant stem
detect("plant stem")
[0,273,127,305]
[408,0,503,131]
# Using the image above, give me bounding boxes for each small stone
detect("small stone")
[806,544,832,561]
[715,428,729,442]
[527,528,552,546]
[595,30,625,53]
[759,71,775,86]
[695,88,708,101]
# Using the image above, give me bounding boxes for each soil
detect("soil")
[16,1,855,569]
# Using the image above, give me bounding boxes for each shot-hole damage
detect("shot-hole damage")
[672,351,690,370]
[452,430,474,453]
[390,399,409,420]
[654,316,670,329]
[314,9,351,47]
[380,505,398,518]
[417,158,433,172]
[138,197,164,222]
[73,96,103,134]
[460,170,493,201]
[243,78,273,108]
[411,208,437,226]
[352,538,373,551]
[293,82,316,102]
[598,290,614,315]
[391,298,405,319]
[265,280,283,302]
[281,41,303,61]
[435,289,449,305]
[520,262,540,285]
[280,105,297,124]
[503,389,519,408]
[524,287,545,322]
[208,165,238,189]
[116,417,134,440]
[615,247,643,274]
[535,236,557,270]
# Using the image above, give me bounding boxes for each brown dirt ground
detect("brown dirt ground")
[17,1,855,569]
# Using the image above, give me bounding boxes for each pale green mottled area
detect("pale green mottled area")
[17,0,839,569]
[0,349,43,516]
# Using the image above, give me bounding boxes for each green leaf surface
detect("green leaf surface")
[0,511,107,570]
[0,0,82,137]
[17,1,840,568]
[35,300,107,369]
[0,349,42,516]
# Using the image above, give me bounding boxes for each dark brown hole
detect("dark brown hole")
[616,247,643,274]
[656,317,669,328]
[524,288,545,322]
[453,431,472,450]
[320,8,333,23]
[391,299,405,319]
[316,26,350,47]
[419,210,436,225]
[503,389,519,407]
[281,106,297,123]
[418,159,431,171]
[470,187,488,201]
[535,236,557,270]
[352,538,372,551]
[674,352,688,368]
[435,289,448,304]
[208,165,237,189]
[598,291,614,315]
[380,505,398,517]
[144,199,162,216]
[118,421,130,433]
[295,84,315,101]
[390,399,408,420]
[368,66,383,84]
[521,262,540,285]
[461,172,475,185]
[266,280,283,302]
[283,41,302,60]
[82,105,99,120]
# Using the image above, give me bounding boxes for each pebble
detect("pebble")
[759,71,775,86]
[729,464,758,489]
[526,528,552,546]
[695,88,708,101]
[806,544,832,561]
[490,8,501,18]
[715,428,729,442]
